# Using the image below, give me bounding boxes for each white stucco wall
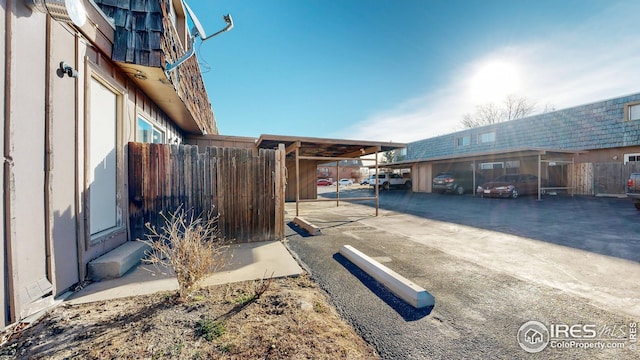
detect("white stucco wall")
[10,1,50,317]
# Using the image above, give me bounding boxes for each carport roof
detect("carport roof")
[256,134,406,158]
[381,147,586,168]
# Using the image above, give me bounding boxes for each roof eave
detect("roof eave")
[115,63,207,134]
[388,147,587,167]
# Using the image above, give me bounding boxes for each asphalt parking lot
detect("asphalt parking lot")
[284,188,640,359]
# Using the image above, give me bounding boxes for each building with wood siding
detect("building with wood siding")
[317,159,366,183]
[0,0,219,329]
[400,93,640,195]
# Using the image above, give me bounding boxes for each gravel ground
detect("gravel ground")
[284,190,639,359]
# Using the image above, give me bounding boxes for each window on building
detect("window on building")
[480,162,503,170]
[624,153,640,164]
[505,160,520,168]
[137,117,165,144]
[629,104,640,121]
[455,135,471,147]
[478,132,496,144]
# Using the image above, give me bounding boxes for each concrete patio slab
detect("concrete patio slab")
[67,240,303,305]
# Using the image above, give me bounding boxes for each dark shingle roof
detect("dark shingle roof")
[95,0,164,66]
[407,93,640,161]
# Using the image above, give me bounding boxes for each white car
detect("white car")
[338,178,353,186]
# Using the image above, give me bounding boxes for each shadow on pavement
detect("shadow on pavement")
[332,252,433,322]
[286,221,313,238]
[322,189,640,263]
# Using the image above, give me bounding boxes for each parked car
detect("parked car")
[317,179,332,186]
[477,174,544,199]
[369,173,411,190]
[432,172,480,195]
[627,173,640,210]
[338,178,354,186]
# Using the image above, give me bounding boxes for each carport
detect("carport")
[392,148,584,200]
[256,135,406,216]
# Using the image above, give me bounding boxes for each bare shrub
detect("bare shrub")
[140,207,230,299]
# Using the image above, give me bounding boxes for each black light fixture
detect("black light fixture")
[58,61,77,78]
[26,0,87,27]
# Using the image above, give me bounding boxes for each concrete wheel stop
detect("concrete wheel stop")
[292,217,322,236]
[339,244,435,309]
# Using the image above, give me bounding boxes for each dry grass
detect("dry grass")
[0,275,379,359]
[140,207,230,299]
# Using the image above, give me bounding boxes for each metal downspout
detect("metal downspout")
[74,34,84,282]
[4,0,16,324]
[44,17,53,288]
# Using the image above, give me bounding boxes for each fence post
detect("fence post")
[275,144,286,239]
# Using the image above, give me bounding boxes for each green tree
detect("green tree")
[381,150,396,164]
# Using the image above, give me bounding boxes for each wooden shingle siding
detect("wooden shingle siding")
[159,2,217,135]
[97,0,164,66]
[95,0,217,135]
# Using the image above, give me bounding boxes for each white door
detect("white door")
[88,78,118,235]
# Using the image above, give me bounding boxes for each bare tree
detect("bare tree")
[541,102,556,113]
[461,94,537,128]
[503,94,535,121]
[462,102,502,128]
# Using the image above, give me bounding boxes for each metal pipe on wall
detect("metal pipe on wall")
[3,0,16,325]
[74,32,85,283]
[44,16,53,290]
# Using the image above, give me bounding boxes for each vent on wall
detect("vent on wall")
[26,0,87,27]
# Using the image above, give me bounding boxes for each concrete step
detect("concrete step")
[88,241,150,281]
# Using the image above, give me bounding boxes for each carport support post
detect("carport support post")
[375,149,379,216]
[472,160,477,197]
[336,162,340,207]
[538,154,542,201]
[567,156,576,196]
[295,147,300,216]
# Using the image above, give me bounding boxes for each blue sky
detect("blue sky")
[187,0,640,143]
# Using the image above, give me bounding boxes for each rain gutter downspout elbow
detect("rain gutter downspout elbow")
[164,37,196,75]
[164,13,233,75]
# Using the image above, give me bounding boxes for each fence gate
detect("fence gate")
[128,142,285,243]
[592,162,640,195]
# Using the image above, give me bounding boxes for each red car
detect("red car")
[477,174,544,199]
[317,179,333,186]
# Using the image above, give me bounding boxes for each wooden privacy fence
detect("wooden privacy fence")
[128,142,285,243]
[574,162,640,195]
